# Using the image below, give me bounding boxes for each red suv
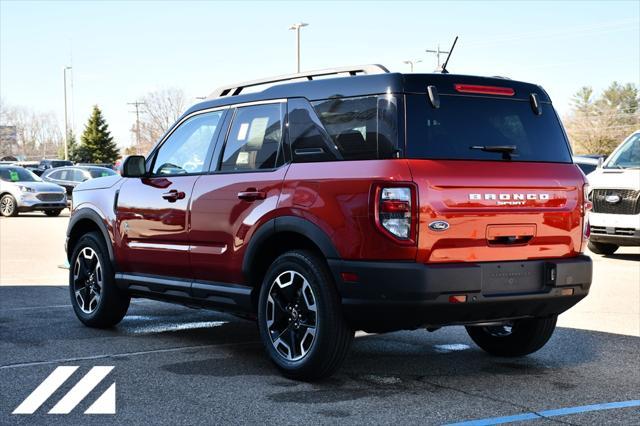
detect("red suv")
[66,65,592,380]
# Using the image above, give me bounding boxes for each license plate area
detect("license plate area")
[481,261,544,295]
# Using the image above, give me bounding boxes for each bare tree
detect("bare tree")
[134,88,186,154]
[0,102,63,160]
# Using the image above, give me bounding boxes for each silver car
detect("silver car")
[0,165,67,216]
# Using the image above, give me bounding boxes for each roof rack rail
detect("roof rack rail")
[209,64,389,98]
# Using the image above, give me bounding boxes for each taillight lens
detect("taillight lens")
[379,187,412,240]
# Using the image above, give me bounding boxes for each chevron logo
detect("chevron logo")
[12,366,116,415]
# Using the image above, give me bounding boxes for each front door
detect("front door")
[116,109,226,279]
[190,101,288,284]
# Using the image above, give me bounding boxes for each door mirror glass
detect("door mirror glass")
[122,155,146,178]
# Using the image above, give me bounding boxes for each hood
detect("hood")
[588,168,640,190]
[74,174,122,192]
[12,181,66,193]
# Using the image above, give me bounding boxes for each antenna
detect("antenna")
[440,36,458,74]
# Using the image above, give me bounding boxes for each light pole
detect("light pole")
[288,22,308,73]
[63,66,72,160]
[402,59,422,72]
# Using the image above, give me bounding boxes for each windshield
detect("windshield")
[88,168,116,178]
[405,95,572,163]
[0,167,41,182]
[606,133,640,169]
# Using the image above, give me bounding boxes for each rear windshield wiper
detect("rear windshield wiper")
[470,145,517,160]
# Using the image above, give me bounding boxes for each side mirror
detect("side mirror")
[122,155,146,178]
[597,157,604,168]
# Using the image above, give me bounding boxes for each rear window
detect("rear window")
[88,168,116,178]
[405,95,572,163]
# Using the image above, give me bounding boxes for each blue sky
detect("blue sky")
[1,0,639,148]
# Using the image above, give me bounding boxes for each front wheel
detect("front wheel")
[44,209,63,217]
[0,194,18,217]
[466,316,557,357]
[588,241,618,255]
[69,232,130,328]
[257,250,353,381]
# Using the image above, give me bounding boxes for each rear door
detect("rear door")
[404,91,586,264]
[116,109,226,279]
[190,101,288,285]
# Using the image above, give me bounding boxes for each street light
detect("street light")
[288,22,308,73]
[402,59,423,72]
[63,66,72,161]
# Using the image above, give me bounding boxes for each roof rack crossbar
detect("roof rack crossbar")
[208,64,389,99]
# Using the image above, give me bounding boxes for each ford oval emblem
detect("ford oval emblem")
[429,221,450,231]
[605,194,621,204]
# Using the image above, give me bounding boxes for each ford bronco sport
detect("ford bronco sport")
[66,65,592,380]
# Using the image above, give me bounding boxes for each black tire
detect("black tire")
[0,194,18,217]
[588,241,618,255]
[257,250,353,381]
[44,209,63,217]
[466,315,557,357]
[69,232,130,328]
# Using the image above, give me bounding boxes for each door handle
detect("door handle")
[162,189,185,202]
[237,189,266,201]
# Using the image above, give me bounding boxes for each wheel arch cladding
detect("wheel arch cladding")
[243,216,340,295]
[67,209,115,265]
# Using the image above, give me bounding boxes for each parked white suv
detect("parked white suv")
[587,131,640,255]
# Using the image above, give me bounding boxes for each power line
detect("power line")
[127,101,146,153]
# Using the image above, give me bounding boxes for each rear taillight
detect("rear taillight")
[454,84,515,96]
[376,186,415,241]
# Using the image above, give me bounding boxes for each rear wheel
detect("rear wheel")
[44,209,63,217]
[258,250,353,381]
[466,316,557,357]
[0,194,18,217]
[69,232,130,328]
[588,241,618,255]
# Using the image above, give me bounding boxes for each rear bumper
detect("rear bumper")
[328,255,592,332]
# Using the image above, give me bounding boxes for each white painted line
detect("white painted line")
[49,366,113,414]
[0,341,260,370]
[12,366,78,414]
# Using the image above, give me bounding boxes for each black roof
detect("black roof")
[185,72,550,117]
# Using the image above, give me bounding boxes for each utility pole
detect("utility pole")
[288,22,308,73]
[128,101,146,154]
[63,66,72,160]
[402,59,422,72]
[425,44,450,71]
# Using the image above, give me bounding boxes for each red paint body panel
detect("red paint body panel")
[116,176,199,278]
[189,167,288,283]
[407,160,586,263]
[279,160,417,261]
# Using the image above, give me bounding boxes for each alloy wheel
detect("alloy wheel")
[265,270,318,361]
[0,196,15,216]
[73,247,103,314]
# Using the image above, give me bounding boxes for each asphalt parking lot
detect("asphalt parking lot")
[1,212,639,425]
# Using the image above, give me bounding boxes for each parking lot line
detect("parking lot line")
[446,399,640,425]
[0,341,260,370]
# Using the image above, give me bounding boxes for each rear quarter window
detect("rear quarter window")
[405,94,572,163]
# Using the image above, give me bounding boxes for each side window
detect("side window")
[288,98,341,162]
[152,111,223,175]
[220,103,284,172]
[58,170,69,181]
[309,95,398,161]
[48,170,62,180]
[72,170,86,182]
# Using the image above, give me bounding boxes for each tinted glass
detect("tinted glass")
[288,98,341,162]
[220,104,283,172]
[52,160,73,168]
[71,169,86,182]
[405,95,572,163]
[576,163,597,175]
[152,111,222,175]
[311,95,398,161]
[0,167,40,182]
[88,168,116,178]
[606,133,640,169]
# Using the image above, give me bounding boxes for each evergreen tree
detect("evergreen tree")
[58,130,79,161]
[78,106,119,164]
